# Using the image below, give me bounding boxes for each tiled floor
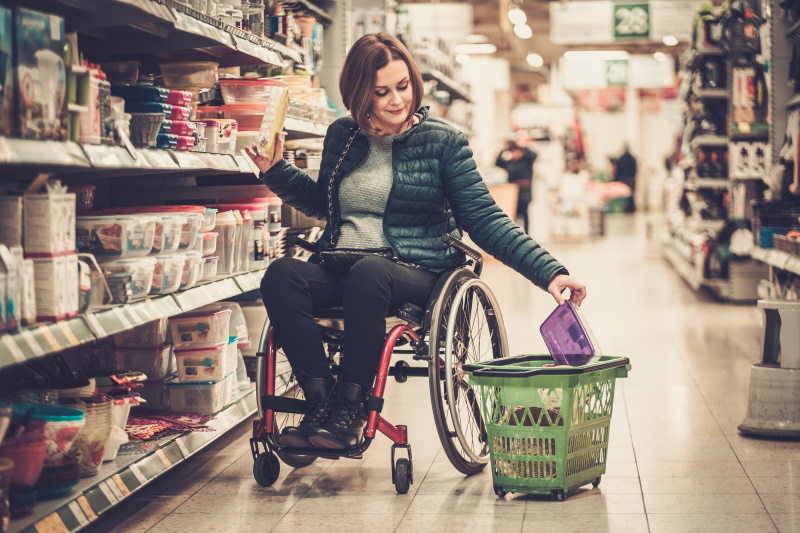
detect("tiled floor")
[86,214,800,533]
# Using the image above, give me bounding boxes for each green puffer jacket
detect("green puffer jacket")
[259,107,567,290]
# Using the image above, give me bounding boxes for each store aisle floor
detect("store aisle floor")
[86,214,799,533]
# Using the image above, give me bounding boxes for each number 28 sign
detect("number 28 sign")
[614,3,650,39]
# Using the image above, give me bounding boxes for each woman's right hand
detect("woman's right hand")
[244,131,287,174]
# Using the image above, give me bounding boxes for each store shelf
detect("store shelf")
[690,135,728,149]
[420,67,472,103]
[284,117,330,139]
[0,270,267,370]
[17,0,298,67]
[694,88,728,99]
[0,137,263,178]
[284,0,333,24]
[0,138,90,169]
[751,246,800,275]
[664,241,704,290]
[8,388,257,533]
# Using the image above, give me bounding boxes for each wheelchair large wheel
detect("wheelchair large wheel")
[257,323,317,468]
[428,269,509,475]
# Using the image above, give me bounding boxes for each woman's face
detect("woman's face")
[369,58,413,135]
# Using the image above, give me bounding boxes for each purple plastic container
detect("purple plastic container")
[539,301,601,366]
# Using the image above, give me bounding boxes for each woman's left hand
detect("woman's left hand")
[547,274,587,307]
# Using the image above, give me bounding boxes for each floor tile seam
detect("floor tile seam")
[392,448,441,533]
[620,386,652,533]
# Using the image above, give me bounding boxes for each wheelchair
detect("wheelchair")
[249,235,509,494]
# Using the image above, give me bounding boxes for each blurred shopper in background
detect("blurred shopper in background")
[496,141,537,233]
[614,144,638,212]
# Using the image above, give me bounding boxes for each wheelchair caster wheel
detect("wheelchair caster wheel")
[253,452,280,487]
[394,458,411,494]
[592,476,601,488]
[494,485,506,498]
[552,489,566,502]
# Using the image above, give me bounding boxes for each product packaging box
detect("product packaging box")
[0,244,21,333]
[256,81,290,161]
[0,197,23,247]
[21,258,36,326]
[33,253,78,321]
[24,189,76,256]
[0,7,13,136]
[14,7,67,140]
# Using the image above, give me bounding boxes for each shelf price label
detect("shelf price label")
[614,3,650,39]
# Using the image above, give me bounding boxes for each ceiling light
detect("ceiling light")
[653,52,669,62]
[563,50,630,61]
[465,34,490,44]
[508,7,527,26]
[662,35,679,46]
[514,24,533,39]
[526,53,544,68]
[455,54,471,64]
[454,43,497,55]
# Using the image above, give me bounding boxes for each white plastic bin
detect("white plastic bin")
[166,373,232,414]
[114,344,174,380]
[174,344,228,382]
[169,308,231,349]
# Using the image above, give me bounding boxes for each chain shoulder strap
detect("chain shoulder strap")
[327,127,359,248]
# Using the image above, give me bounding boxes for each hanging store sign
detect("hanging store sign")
[606,60,629,86]
[613,4,650,39]
[550,1,703,44]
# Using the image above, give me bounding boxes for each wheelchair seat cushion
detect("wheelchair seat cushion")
[313,302,424,328]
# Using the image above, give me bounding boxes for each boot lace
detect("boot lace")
[328,400,360,427]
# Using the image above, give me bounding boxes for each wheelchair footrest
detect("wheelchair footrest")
[262,395,308,414]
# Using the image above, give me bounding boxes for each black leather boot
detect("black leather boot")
[279,377,336,448]
[308,382,369,450]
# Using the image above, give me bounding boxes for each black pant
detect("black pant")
[260,256,438,390]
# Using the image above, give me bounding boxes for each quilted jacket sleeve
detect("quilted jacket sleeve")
[440,131,568,290]
[258,134,333,219]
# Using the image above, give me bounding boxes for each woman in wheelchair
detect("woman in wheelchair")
[245,33,585,453]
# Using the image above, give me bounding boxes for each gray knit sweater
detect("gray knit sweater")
[336,133,395,249]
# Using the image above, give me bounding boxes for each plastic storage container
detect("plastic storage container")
[213,211,237,276]
[101,60,141,85]
[166,373,233,414]
[221,104,265,131]
[150,214,183,255]
[192,233,205,254]
[169,308,231,349]
[114,345,173,381]
[180,251,203,290]
[159,61,219,89]
[175,135,196,151]
[113,317,169,347]
[464,355,631,500]
[157,133,178,150]
[216,119,238,154]
[174,344,228,382]
[11,403,84,467]
[126,101,172,115]
[111,85,169,103]
[100,257,157,301]
[77,215,157,257]
[167,120,197,136]
[201,208,217,233]
[539,302,602,367]
[106,207,203,251]
[202,231,218,256]
[201,255,219,280]
[150,254,186,295]
[219,78,287,104]
[167,90,194,106]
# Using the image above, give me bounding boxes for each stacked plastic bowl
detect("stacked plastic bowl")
[59,396,113,478]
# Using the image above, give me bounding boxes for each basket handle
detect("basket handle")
[465,357,631,378]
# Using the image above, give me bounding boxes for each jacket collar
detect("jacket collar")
[342,107,430,141]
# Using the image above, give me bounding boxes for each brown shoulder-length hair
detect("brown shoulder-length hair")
[339,33,424,129]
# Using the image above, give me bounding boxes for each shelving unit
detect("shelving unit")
[0,0,336,528]
[663,2,770,302]
[7,390,257,533]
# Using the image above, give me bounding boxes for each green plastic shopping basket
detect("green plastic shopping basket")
[464,355,630,500]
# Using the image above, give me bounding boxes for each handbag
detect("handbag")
[318,247,394,275]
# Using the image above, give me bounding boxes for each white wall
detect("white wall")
[462,57,511,177]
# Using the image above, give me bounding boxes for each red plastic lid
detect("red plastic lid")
[106,205,206,214]
[203,232,218,239]
[198,119,221,127]
[217,204,264,213]
[220,78,287,87]
[220,197,269,204]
